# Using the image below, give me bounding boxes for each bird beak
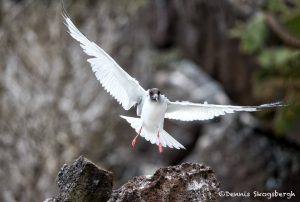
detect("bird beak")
[152,94,159,102]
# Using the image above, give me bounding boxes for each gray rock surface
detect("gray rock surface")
[45,157,219,202]
[110,163,219,202]
[45,156,113,202]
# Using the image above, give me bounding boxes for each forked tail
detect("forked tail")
[120,115,185,150]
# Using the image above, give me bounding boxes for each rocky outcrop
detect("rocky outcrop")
[45,156,113,202]
[110,163,219,202]
[45,157,219,202]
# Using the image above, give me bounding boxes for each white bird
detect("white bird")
[63,13,284,153]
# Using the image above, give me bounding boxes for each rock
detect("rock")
[110,163,219,202]
[45,157,219,202]
[45,156,113,202]
[43,198,60,202]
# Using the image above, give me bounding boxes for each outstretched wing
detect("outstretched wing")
[165,101,284,121]
[63,14,146,110]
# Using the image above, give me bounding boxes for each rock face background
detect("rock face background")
[0,1,299,202]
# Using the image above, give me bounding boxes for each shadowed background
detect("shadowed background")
[0,0,299,201]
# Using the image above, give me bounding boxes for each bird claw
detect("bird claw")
[132,127,142,148]
[131,138,137,147]
[158,143,163,153]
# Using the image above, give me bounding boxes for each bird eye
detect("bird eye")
[149,91,153,95]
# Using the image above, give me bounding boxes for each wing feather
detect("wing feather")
[64,15,146,110]
[165,101,284,121]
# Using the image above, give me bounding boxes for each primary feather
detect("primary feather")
[165,101,284,121]
[63,14,146,110]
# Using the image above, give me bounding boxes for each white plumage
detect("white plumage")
[63,13,284,152]
[165,101,282,121]
[64,15,146,110]
[120,115,185,149]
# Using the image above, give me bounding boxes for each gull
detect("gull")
[63,13,284,153]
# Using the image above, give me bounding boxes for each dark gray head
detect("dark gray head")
[149,88,161,102]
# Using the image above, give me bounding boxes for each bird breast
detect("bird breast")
[141,98,167,130]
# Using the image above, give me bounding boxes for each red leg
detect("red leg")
[132,127,142,147]
[157,132,163,153]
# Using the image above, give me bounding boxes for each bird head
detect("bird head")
[149,88,161,102]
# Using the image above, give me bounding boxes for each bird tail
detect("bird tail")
[120,115,185,150]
